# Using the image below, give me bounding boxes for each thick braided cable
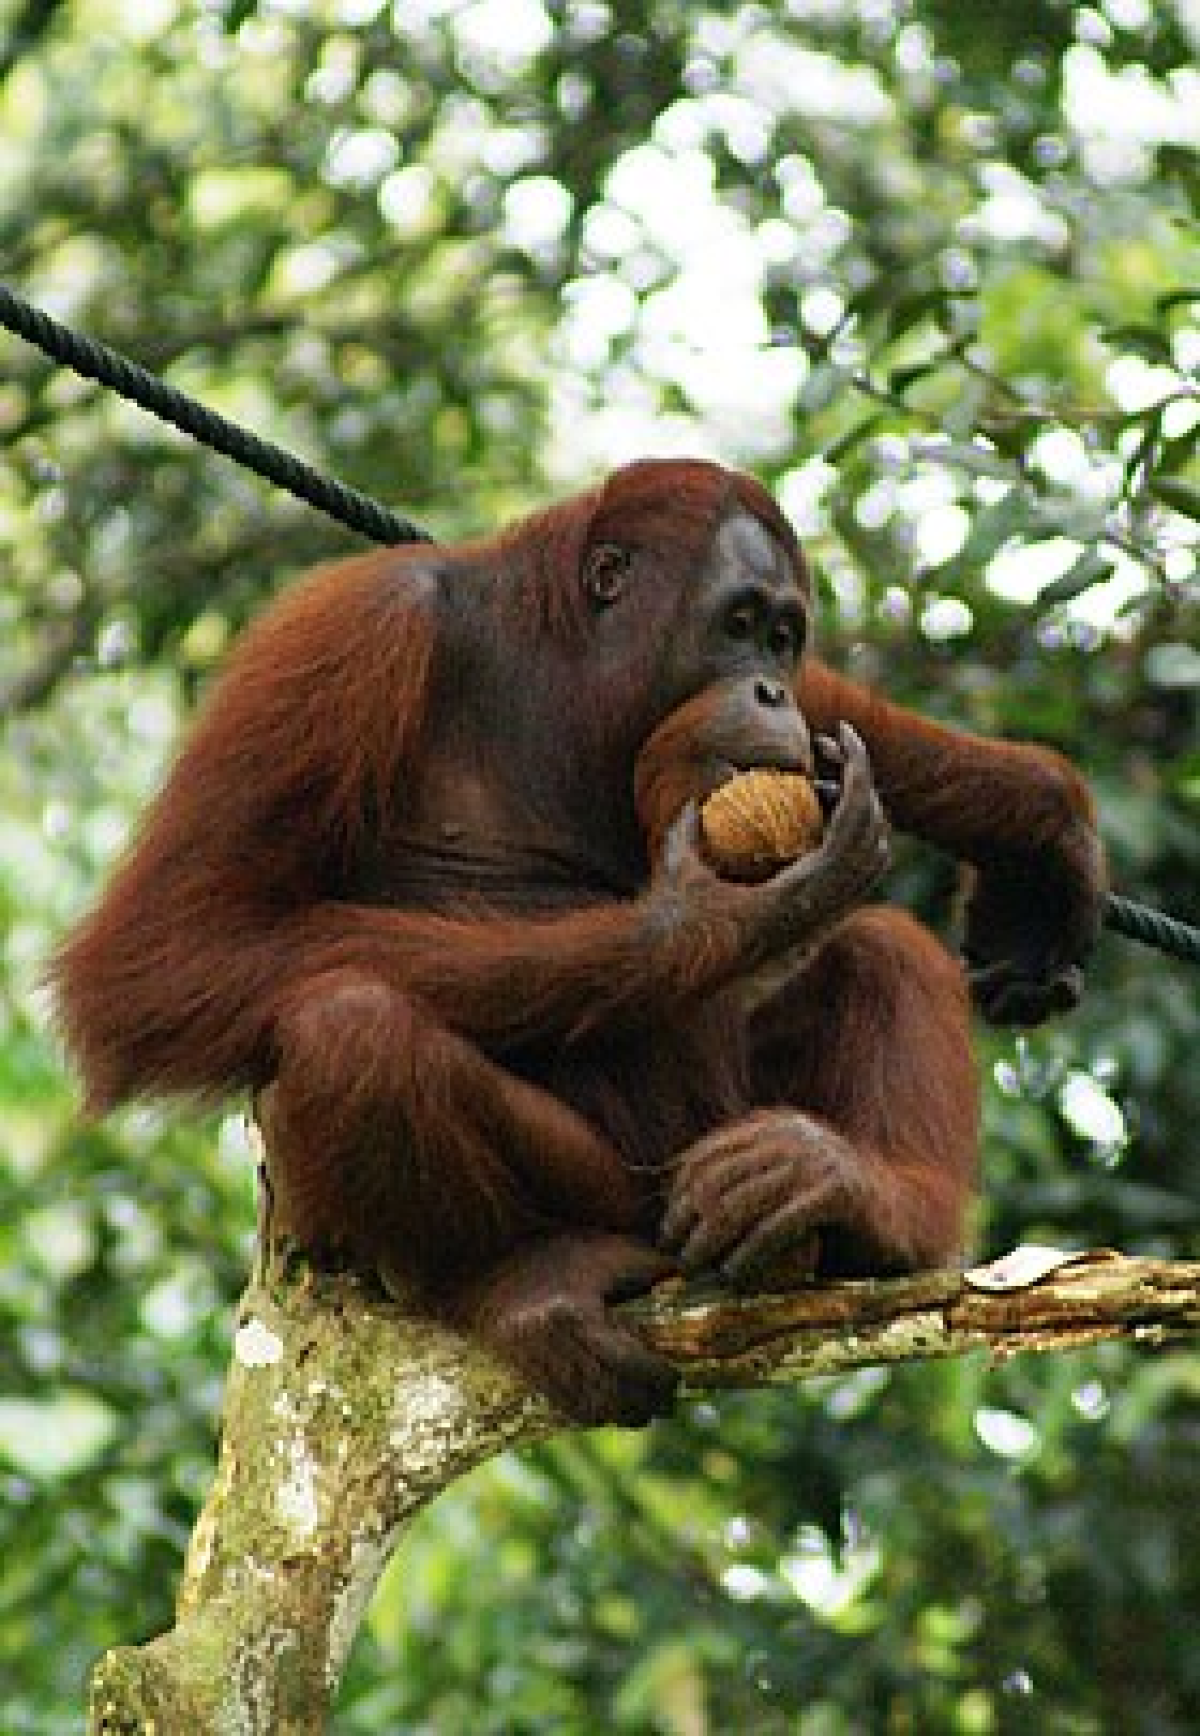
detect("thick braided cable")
[1104,893,1200,963]
[0,283,431,547]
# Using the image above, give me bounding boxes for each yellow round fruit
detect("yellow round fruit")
[699,768,823,882]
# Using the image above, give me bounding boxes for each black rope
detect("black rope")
[1,281,1197,966]
[1104,893,1200,963]
[0,282,432,547]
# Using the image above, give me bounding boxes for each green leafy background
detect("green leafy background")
[1,1,1197,1729]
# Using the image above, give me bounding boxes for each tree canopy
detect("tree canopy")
[1,1,1196,1729]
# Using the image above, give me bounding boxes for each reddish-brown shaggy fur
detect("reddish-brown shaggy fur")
[53,459,1104,1423]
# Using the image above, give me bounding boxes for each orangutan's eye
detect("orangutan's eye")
[583,544,632,609]
[725,602,756,641]
[769,618,803,662]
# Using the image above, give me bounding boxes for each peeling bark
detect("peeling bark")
[89,1258,554,1735]
[87,1233,1200,1734]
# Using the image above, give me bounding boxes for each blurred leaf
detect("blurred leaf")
[879,286,957,342]
[1149,475,1200,521]
[799,360,850,414]
[1144,642,1200,690]
[889,355,948,395]
[1039,548,1115,604]
[950,487,1033,573]
[1153,287,1200,314]
[910,438,1022,480]
[1100,323,1176,365]
[823,413,885,463]
[0,1392,116,1479]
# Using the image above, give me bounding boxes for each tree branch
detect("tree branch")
[87,1233,1199,1735]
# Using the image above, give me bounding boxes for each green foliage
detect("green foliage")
[1,0,1196,1729]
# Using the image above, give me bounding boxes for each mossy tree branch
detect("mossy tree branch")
[87,1234,1200,1736]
